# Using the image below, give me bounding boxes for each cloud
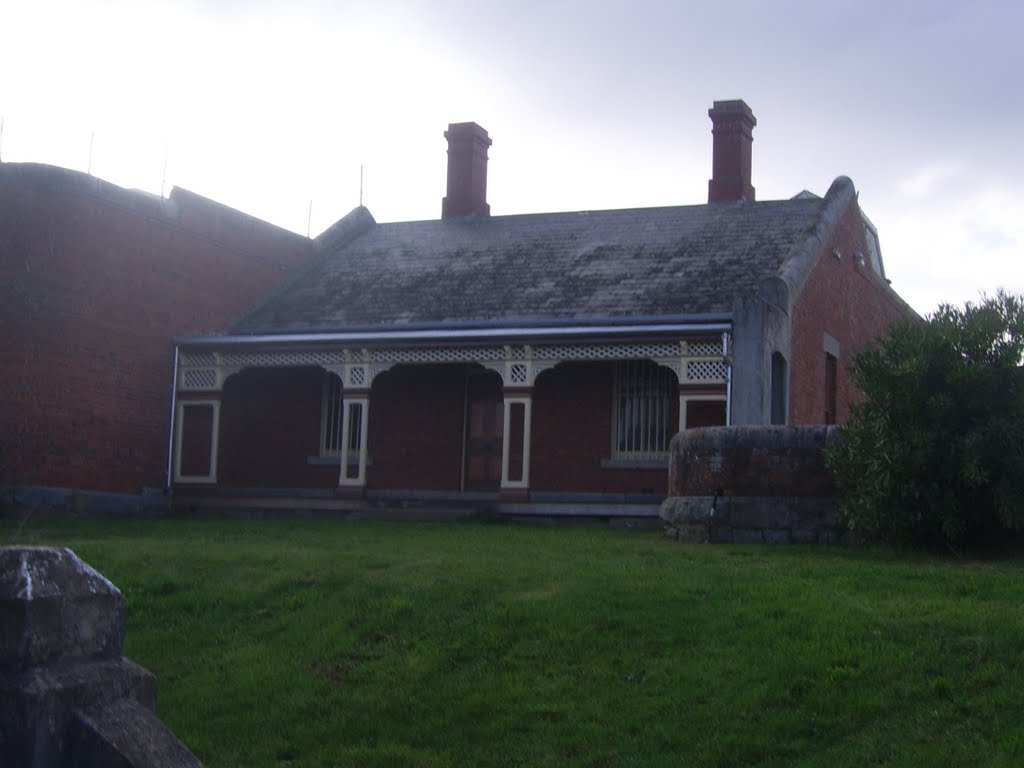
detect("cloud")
[897,162,964,200]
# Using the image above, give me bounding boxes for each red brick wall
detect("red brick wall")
[195,362,670,496]
[367,365,468,491]
[531,362,671,495]
[217,367,335,488]
[788,201,911,425]
[0,164,313,494]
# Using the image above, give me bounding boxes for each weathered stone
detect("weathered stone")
[1,547,125,671]
[732,528,765,545]
[763,529,792,545]
[708,526,735,544]
[678,524,711,544]
[658,496,716,525]
[0,546,202,768]
[70,699,203,768]
[662,426,844,545]
[668,425,840,498]
[790,528,819,544]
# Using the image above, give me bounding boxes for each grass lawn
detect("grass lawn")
[4,515,1024,767]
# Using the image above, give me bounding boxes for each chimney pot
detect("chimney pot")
[708,100,756,203]
[442,122,491,219]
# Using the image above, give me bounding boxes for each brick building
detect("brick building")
[2,100,913,517]
[0,165,314,511]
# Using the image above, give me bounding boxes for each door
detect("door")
[465,374,503,490]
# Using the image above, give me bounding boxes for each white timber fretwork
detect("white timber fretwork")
[177,339,729,392]
[174,337,730,491]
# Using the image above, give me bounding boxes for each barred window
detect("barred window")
[321,373,343,455]
[613,361,676,458]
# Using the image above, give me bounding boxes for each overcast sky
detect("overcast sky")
[4,0,1022,315]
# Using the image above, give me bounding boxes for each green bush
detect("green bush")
[828,291,1024,550]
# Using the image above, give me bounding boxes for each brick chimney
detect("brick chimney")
[708,100,756,203]
[442,122,491,219]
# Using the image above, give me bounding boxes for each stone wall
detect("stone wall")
[0,546,201,767]
[660,425,841,544]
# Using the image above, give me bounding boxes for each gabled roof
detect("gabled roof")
[231,178,855,335]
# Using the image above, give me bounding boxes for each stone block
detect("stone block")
[790,528,819,544]
[732,528,765,545]
[0,546,201,768]
[763,529,792,545]
[659,496,716,525]
[0,547,125,671]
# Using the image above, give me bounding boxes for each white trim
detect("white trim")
[173,400,220,484]
[338,395,371,487]
[723,332,733,426]
[178,340,730,394]
[500,395,533,490]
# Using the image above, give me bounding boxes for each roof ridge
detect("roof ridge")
[763,176,857,309]
[314,205,376,251]
[229,206,376,333]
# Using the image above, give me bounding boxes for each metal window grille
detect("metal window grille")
[614,361,675,458]
[322,373,343,454]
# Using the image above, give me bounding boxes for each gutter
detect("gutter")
[175,320,734,349]
[165,345,179,490]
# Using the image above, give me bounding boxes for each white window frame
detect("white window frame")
[173,400,220,484]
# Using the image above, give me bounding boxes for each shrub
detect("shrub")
[828,291,1024,550]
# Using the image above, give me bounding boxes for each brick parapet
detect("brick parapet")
[0,163,314,495]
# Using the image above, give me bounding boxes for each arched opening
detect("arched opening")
[530,360,678,495]
[217,366,332,488]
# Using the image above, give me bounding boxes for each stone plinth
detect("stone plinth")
[0,546,202,768]
[661,426,842,544]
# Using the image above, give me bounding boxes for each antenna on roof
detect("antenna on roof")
[360,164,364,207]
[307,200,313,238]
[160,140,169,198]
[88,130,94,175]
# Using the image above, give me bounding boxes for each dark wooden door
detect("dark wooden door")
[465,375,503,490]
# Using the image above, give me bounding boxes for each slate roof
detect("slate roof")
[232,184,842,335]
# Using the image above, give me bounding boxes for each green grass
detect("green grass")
[5,516,1024,767]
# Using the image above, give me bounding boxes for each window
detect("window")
[824,353,838,425]
[684,398,727,429]
[862,213,885,279]
[321,372,343,455]
[174,400,220,483]
[613,361,675,458]
[770,352,788,425]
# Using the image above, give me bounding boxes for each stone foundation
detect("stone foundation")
[660,426,842,544]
